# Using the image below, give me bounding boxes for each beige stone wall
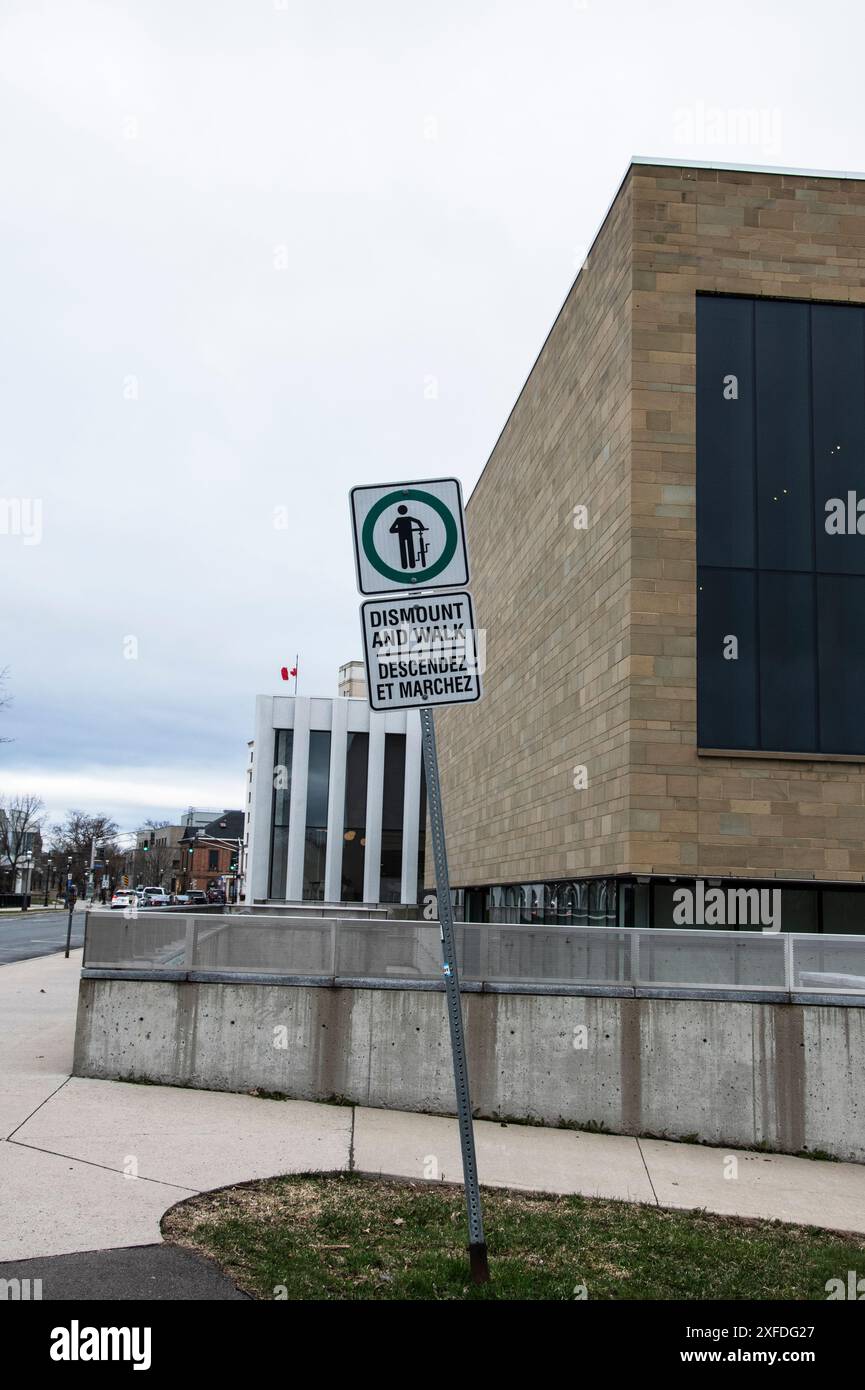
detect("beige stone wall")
[434,175,634,887]
[434,161,865,893]
[631,162,865,881]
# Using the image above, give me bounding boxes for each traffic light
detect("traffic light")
[143,843,149,853]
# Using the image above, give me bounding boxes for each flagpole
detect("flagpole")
[294,653,298,696]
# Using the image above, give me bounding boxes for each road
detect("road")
[0,910,85,965]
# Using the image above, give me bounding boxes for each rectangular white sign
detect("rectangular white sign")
[360,589,483,711]
[350,477,470,595]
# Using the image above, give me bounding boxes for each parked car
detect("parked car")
[207,885,226,904]
[185,889,208,905]
[110,890,136,910]
[140,887,170,908]
[170,892,190,905]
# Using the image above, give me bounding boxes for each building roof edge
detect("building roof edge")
[632,154,865,181]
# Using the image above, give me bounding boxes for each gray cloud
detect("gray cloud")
[0,0,856,828]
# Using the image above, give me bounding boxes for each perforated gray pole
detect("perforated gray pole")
[419,705,489,1283]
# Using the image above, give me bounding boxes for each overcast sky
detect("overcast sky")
[2,0,864,833]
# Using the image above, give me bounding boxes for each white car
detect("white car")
[110,890,136,910]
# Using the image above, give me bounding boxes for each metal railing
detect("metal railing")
[79,913,865,996]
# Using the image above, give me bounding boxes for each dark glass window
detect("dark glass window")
[817,575,865,754]
[696,295,755,569]
[556,884,576,925]
[759,571,817,752]
[697,568,757,749]
[269,729,293,899]
[755,299,812,570]
[416,764,427,905]
[572,882,588,926]
[303,731,330,901]
[777,889,819,933]
[502,886,516,922]
[822,890,865,934]
[813,305,865,574]
[464,888,485,922]
[208,849,219,871]
[340,732,368,903]
[698,293,865,755]
[618,880,650,928]
[379,734,406,903]
[518,886,531,924]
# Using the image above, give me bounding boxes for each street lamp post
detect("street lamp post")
[20,850,32,911]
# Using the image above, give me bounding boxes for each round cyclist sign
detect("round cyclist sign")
[350,477,470,594]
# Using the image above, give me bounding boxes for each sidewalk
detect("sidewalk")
[0,900,83,915]
[2,947,865,1275]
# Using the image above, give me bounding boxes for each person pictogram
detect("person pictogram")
[389,504,429,570]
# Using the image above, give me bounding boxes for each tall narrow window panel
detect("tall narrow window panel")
[697,293,865,756]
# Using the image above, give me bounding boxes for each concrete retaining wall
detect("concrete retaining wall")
[73,977,865,1162]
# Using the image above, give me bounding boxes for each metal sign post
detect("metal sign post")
[419,705,489,1284]
[350,475,489,1284]
[64,889,76,959]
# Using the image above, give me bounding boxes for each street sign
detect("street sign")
[350,478,470,595]
[360,589,482,711]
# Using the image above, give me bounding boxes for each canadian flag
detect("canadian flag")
[280,665,298,681]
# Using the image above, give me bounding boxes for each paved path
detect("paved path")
[2,946,865,1296]
[0,1244,249,1300]
[0,909,84,964]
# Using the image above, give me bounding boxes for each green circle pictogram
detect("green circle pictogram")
[361,488,458,585]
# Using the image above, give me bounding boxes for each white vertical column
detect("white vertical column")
[246,696,276,903]
[285,697,310,902]
[324,697,349,902]
[362,710,386,905]
[400,711,422,905]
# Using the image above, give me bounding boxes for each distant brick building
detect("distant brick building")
[178,811,244,898]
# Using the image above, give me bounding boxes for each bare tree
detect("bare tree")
[139,818,174,887]
[48,810,120,893]
[0,793,45,893]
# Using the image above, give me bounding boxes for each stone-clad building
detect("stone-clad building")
[435,157,865,933]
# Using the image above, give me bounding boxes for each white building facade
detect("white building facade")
[245,694,425,906]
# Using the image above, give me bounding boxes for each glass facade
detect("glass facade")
[302,730,331,901]
[340,731,369,902]
[452,876,865,934]
[265,720,423,905]
[697,293,865,755]
[482,880,618,926]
